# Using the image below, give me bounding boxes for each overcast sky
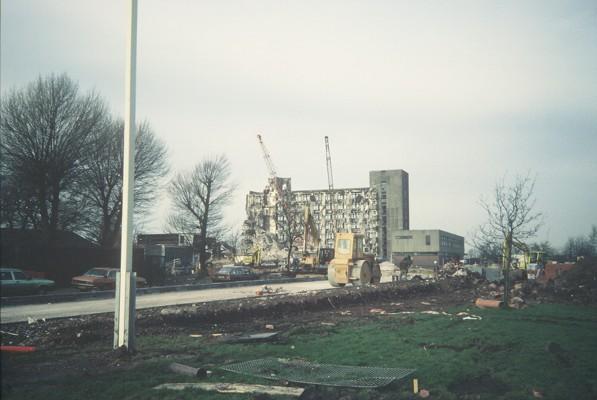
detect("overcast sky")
[2,0,596,248]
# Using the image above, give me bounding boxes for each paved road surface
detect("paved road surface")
[0,280,333,324]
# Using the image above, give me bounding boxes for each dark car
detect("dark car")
[0,268,55,296]
[71,268,147,291]
[213,265,258,282]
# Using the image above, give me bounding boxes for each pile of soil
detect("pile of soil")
[2,268,591,350]
[1,280,464,349]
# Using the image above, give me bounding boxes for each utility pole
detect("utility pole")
[114,0,138,351]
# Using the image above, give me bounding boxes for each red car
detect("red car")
[71,268,147,291]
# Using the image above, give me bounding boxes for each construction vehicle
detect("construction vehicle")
[300,206,334,273]
[327,232,381,286]
[508,238,545,280]
[234,247,262,267]
[517,250,545,280]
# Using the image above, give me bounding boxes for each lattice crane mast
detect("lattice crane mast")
[325,136,336,235]
[257,134,277,179]
[256,134,288,214]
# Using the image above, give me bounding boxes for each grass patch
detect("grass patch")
[2,303,596,399]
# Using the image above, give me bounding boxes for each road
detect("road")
[0,280,333,324]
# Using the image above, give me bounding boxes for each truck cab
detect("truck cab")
[328,232,380,286]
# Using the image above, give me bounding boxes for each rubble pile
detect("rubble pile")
[244,225,287,262]
[547,258,597,304]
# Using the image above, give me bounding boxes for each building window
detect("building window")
[425,234,431,246]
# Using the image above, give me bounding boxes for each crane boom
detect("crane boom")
[324,136,336,235]
[325,136,334,191]
[256,134,289,218]
[257,134,277,178]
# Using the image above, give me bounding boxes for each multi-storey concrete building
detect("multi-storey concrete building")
[370,170,410,259]
[244,169,410,259]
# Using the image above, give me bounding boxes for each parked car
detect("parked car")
[0,267,55,296]
[213,265,258,282]
[71,268,147,291]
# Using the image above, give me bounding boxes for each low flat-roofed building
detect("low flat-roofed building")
[391,229,464,267]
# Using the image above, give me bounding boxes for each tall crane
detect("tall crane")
[325,136,334,192]
[324,136,336,238]
[257,134,278,179]
[256,134,288,216]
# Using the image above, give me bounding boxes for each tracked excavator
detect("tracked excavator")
[327,232,381,286]
[300,206,334,273]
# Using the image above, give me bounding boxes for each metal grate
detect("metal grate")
[220,358,415,388]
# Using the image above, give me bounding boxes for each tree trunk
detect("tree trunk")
[502,233,513,307]
[198,186,211,277]
[286,245,292,272]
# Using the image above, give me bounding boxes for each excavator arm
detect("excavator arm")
[303,206,320,254]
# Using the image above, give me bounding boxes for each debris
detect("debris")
[0,345,36,353]
[475,298,504,309]
[211,333,223,337]
[327,298,336,309]
[189,334,203,338]
[509,296,525,309]
[265,324,275,330]
[419,388,430,398]
[321,322,336,326]
[256,285,285,296]
[221,332,280,344]
[168,362,207,377]
[462,316,482,321]
[27,317,37,325]
[339,311,352,316]
[413,378,419,393]
[421,311,440,315]
[532,388,544,398]
[369,308,386,314]
[154,382,304,397]
[391,302,403,306]
[0,330,19,336]
[160,308,182,316]
[420,302,431,306]
[456,312,482,320]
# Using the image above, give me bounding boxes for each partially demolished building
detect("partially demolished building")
[243,169,410,260]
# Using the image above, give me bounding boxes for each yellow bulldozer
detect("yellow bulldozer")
[327,232,381,286]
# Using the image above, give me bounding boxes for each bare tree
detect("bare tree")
[226,228,242,260]
[563,226,597,260]
[469,233,502,264]
[81,119,168,247]
[478,173,543,305]
[0,162,39,229]
[0,74,107,238]
[168,155,235,275]
[529,240,555,259]
[276,193,305,270]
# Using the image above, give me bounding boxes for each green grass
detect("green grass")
[2,303,596,399]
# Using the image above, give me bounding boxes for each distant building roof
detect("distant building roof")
[0,229,97,248]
